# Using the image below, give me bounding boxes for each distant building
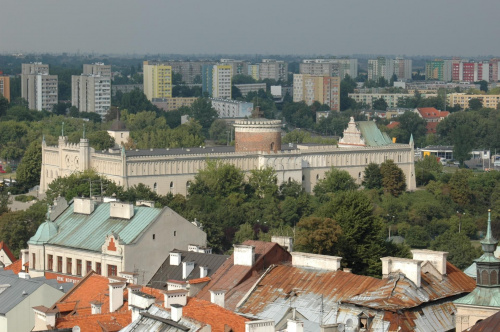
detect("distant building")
[293,74,340,111]
[234,83,266,97]
[0,75,10,102]
[300,58,358,79]
[220,59,248,77]
[0,241,16,268]
[202,64,232,99]
[393,57,413,80]
[368,57,395,81]
[111,84,143,96]
[143,61,172,101]
[452,60,490,83]
[415,107,450,134]
[71,63,111,117]
[349,92,437,109]
[248,64,260,80]
[210,98,253,118]
[27,197,207,285]
[425,59,454,81]
[159,60,215,84]
[152,97,198,112]
[21,63,58,111]
[259,59,288,82]
[448,93,500,109]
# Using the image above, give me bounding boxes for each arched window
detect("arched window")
[302,175,305,181]
[153,183,157,193]
[170,181,174,191]
[491,270,498,285]
[270,142,275,151]
[358,172,362,178]
[482,270,490,285]
[316,174,319,180]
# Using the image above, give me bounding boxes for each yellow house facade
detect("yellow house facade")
[143,61,172,101]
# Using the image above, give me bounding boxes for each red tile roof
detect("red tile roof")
[196,240,291,311]
[0,241,16,263]
[426,121,439,134]
[4,259,22,274]
[183,297,248,332]
[386,121,400,129]
[417,107,450,120]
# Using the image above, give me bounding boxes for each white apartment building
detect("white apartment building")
[212,65,232,99]
[394,58,413,80]
[21,63,58,111]
[349,92,437,109]
[300,59,358,79]
[293,74,340,111]
[71,75,111,117]
[259,59,288,82]
[83,63,111,77]
[210,98,253,118]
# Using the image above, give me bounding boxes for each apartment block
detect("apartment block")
[72,75,111,117]
[259,59,288,82]
[451,60,490,83]
[393,58,413,80]
[234,83,266,97]
[425,59,453,81]
[21,63,58,111]
[349,93,429,109]
[83,63,111,77]
[248,64,260,80]
[368,57,394,81]
[300,59,358,79]
[0,75,10,102]
[158,61,215,84]
[489,59,500,82]
[152,97,198,112]
[210,98,253,118]
[448,93,500,109]
[220,59,248,77]
[293,74,340,111]
[202,64,232,99]
[143,61,172,101]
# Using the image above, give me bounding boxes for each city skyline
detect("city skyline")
[2,0,500,56]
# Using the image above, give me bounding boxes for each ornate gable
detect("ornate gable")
[102,233,124,256]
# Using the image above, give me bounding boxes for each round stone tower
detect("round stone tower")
[234,118,282,153]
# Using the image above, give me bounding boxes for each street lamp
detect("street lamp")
[457,211,465,233]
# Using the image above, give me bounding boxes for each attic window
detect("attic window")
[153,234,155,240]
[174,231,176,237]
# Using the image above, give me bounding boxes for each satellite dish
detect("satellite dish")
[72,326,81,332]
[337,323,345,332]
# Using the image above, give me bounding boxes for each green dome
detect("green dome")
[28,221,58,245]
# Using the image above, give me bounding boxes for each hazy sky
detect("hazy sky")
[2,0,499,56]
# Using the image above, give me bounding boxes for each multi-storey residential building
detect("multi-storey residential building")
[202,64,232,99]
[158,61,215,84]
[220,59,248,77]
[259,59,288,82]
[72,64,111,117]
[425,59,453,81]
[210,98,253,118]
[83,63,111,77]
[0,74,10,102]
[300,59,358,79]
[143,61,172,101]
[293,74,340,111]
[152,97,198,112]
[489,58,500,82]
[448,93,500,109]
[234,83,266,97]
[21,63,58,111]
[349,92,437,109]
[393,57,413,80]
[368,57,395,81]
[248,64,260,80]
[452,60,490,83]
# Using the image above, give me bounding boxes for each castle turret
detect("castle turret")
[234,118,282,153]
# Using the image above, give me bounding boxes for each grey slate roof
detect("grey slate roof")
[0,269,73,315]
[121,305,203,332]
[148,250,228,289]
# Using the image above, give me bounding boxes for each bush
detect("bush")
[14,194,37,202]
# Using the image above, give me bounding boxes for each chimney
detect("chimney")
[171,304,183,322]
[233,245,255,266]
[210,289,226,308]
[292,252,342,271]
[91,301,103,314]
[33,306,57,331]
[199,266,208,278]
[170,252,182,266]
[109,282,125,312]
[343,268,352,273]
[411,249,448,275]
[182,261,195,279]
[127,285,141,310]
[287,319,304,332]
[164,289,188,308]
[188,244,200,252]
[245,320,275,332]
[135,200,155,207]
[381,257,422,287]
[271,236,294,252]
[73,197,95,215]
[110,202,134,219]
[20,249,29,267]
[18,272,31,279]
[120,271,138,285]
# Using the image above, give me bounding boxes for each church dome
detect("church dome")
[110,119,127,131]
[28,221,58,245]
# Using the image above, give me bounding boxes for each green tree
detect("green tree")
[209,119,229,143]
[340,75,357,111]
[313,168,358,202]
[362,163,382,189]
[187,98,218,132]
[404,225,431,248]
[468,98,483,111]
[87,131,115,150]
[295,216,342,255]
[248,167,278,199]
[0,96,8,117]
[16,140,42,189]
[234,223,256,243]
[475,80,488,93]
[380,160,406,197]
[449,169,473,208]
[372,97,388,111]
[188,160,244,199]
[430,230,482,270]
[453,125,473,165]
[397,111,427,144]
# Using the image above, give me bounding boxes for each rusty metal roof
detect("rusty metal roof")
[195,240,291,311]
[236,262,475,331]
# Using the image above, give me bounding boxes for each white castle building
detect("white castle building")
[40,117,416,196]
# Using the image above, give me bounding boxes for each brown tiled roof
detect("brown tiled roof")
[0,241,16,262]
[417,107,450,119]
[466,310,500,331]
[196,240,291,310]
[386,121,400,129]
[4,259,22,274]
[183,297,248,332]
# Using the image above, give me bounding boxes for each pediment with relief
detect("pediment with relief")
[102,233,124,256]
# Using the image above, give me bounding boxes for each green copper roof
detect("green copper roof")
[464,262,477,278]
[454,287,500,307]
[36,202,162,252]
[28,221,59,245]
[481,210,497,246]
[357,121,393,147]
